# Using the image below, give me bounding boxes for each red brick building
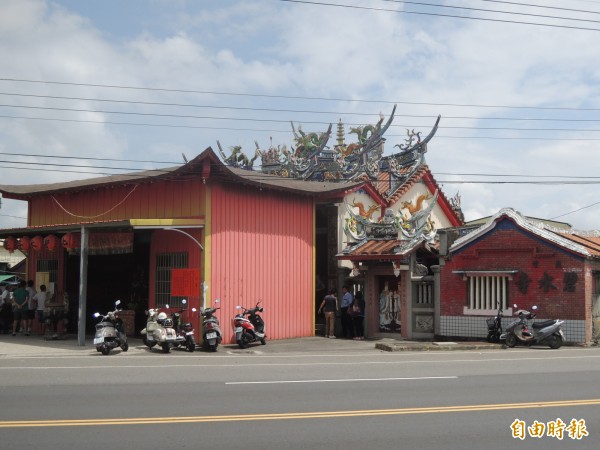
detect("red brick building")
[438,208,600,344]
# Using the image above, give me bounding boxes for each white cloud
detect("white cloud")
[0,0,599,231]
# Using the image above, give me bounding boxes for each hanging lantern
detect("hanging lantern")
[44,234,59,252]
[61,232,80,249]
[3,236,17,253]
[18,236,31,252]
[30,235,43,252]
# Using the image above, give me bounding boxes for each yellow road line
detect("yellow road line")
[1,399,599,428]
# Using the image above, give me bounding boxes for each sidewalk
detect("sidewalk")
[0,332,504,358]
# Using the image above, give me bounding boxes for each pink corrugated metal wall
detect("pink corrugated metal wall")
[210,183,314,342]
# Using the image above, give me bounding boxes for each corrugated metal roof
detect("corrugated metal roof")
[0,147,364,199]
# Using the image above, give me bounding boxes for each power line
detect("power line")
[550,200,600,219]
[4,113,600,141]
[4,104,600,134]
[3,78,600,112]
[476,0,600,16]
[4,91,600,121]
[380,0,600,25]
[278,0,600,32]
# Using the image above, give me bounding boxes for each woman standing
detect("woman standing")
[352,291,365,340]
[318,289,338,339]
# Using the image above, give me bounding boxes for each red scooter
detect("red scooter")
[232,301,266,349]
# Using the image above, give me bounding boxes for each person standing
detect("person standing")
[33,284,48,335]
[0,285,13,334]
[11,280,29,336]
[352,291,365,340]
[318,288,338,339]
[26,280,37,335]
[340,285,354,339]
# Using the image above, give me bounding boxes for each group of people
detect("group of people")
[0,280,48,336]
[318,285,365,340]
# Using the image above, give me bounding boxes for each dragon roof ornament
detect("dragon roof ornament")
[216,105,442,186]
[343,189,439,244]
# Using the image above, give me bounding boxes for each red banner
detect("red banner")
[171,269,200,297]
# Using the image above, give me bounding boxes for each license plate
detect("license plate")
[93,337,104,344]
[185,331,194,336]
[234,327,242,333]
[206,332,217,339]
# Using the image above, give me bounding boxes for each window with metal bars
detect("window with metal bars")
[413,281,433,306]
[155,252,188,307]
[467,275,508,311]
[36,259,58,283]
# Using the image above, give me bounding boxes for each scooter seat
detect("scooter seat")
[532,320,556,329]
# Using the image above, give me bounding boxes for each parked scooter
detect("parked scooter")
[486,302,504,343]
[140,304,179,353]
[201,299,222,352]
[172,299,197,353]
[93,300,128,355]
[233,301,266,349]
[500,304,565,349]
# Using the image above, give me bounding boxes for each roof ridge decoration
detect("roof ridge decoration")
[343,189,439,244]
[216,106,442,185]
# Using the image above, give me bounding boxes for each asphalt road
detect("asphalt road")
[1,345,599,450]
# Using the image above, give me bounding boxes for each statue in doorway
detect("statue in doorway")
[379,281,401,333]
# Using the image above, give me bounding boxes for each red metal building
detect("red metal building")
[0,148,359,342]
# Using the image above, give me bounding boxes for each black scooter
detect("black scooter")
[486,302,504,343]
[201,299,222,352]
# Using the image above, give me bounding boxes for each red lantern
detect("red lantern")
[44,234,59,252]
[30,235,43,252]
[61,232,80,249]
[3,236,17,253]
[18,236,31,252]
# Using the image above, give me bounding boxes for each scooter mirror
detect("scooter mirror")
[191,307,197,312]
[165,304,170,309]
[215,298,221,304]
[532,305,538,310]
[236,305,242,310]
[115,300,121,306]
[182,299,187,305]
[93,312,100,318]
[513,304,518,308]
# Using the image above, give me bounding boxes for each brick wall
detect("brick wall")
[441,220,587,321]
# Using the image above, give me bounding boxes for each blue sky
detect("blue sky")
[1,0,599,230]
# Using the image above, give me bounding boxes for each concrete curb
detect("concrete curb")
[375,342,504,352]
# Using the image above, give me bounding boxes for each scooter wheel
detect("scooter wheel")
[548,334,562,349]
[237,339,248,349]
[505,333,517,348]
[260,338,266,345]
[161,344,171,353]
[187,338,196,352]
[101,346,111,355]
[121,341,129,352]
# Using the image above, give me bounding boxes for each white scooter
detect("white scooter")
[140,304,179,353]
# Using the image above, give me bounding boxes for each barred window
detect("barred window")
[36,259,58,283]
[467,275,508,311]
[413,281,433,306]
[155,252,188,307]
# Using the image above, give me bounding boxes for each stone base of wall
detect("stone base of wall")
[439,315,586,344]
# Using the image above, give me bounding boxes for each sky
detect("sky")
[1,0,599,231]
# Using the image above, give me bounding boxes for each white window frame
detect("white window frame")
[453,270,516,316]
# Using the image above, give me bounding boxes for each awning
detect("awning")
[0,275,18,283]
[338,237,433,261]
